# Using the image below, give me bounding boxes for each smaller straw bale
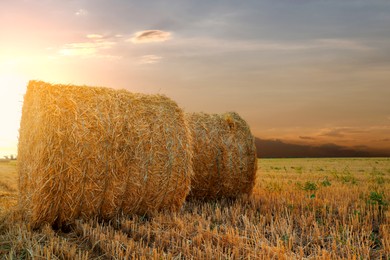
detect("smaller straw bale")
[186,112,257,200]
[18,81,193,228]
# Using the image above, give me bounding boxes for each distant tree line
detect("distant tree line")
[2,155,17,160]
[255,138,390,158]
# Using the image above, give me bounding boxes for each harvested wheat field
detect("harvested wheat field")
[17,81,193,229]
[186,112,257,200]
[1,158,389,259]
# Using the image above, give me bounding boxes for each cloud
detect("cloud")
[130,30,171,44]
[299,136,316,140]
[320,129,346,138]
[86,33,124,41]
[374,138,390,142]
[140,55,163,64]
[166,37,371,59]
[86,34,104,39]
[58,35,118,58]
[59,46,96,56]
[314,39,371,51]
[75,9,88,16]
[320,127,368,138]
[59,41,115,56]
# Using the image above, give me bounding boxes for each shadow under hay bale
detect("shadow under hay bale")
[186,112,257,200]
[18,81,193,229]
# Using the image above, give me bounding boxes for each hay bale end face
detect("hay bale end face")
[186,112,257,200]
[18,81,193,228]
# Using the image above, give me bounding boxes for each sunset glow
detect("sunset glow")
[0,0,389,157]
[0,73,26,157]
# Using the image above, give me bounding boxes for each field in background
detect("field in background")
[0,160,17,214]
[0,158,389,259]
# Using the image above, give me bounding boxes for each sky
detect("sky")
[1,0,390,157]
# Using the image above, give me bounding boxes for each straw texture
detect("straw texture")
[18,81,193,228]
[186,112,257,199]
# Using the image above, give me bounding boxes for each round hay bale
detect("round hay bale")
[18,80,193,228]
[186,112,257,200]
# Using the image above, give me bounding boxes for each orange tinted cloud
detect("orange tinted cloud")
[258,125,390,151]
[130,30,171,44]
[139,55,162,64]
[58,34,118,58]
[299,136,316,140]
[59,41,115,57]
[310,126,389,149]
[319,127,369,138]
[86,34,104,39]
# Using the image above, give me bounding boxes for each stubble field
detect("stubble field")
[0,158,389,259]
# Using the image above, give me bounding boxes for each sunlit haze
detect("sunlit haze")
[1,0,389,157]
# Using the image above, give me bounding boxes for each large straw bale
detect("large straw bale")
[186,112,257,199]
[18,81,193,228]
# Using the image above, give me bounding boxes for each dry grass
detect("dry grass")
[186,112,257,200]
[0,161,17,215]
[1,158,389,259]
[18,81,193,229]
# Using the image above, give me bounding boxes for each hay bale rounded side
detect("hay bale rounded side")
[186,112,257,200]
[18,81,193,228]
